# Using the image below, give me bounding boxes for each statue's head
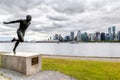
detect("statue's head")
[26,15,32,21]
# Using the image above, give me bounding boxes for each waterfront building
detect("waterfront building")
[81,32,89,41]
[95,32,101,41]
[88,34,91,41]
[90,33,96,41]
[112,26,116,39]
[70,32,74,41]
[108,27,111,34]
[108,27,113,40]
[101,33,105,41]
[105,33,110,41]
[109,33,113,41]
[64,36,71,41]
[114,33,118,41]
[76,30,81,41]
[58,34,63,42]
[117,31,120,41]
[98,34,101,41]
[108,27,115,40]
[53,34,59,40]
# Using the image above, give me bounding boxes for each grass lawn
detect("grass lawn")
[42,58,120,80]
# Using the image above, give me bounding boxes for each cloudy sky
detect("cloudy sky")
[0,0,120,40]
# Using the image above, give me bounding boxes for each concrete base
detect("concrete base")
[1,52,42,76]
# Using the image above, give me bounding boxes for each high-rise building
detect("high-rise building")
[117,31,120,41]
[108,27,111,34]
[101,33,105,41]
[112,26,116,39]
[76,30,81,41]
[90,33,96,41]
[108,27,113,41]
[70,32,74,41]
[98,34,101,41]
[95,32,100,41]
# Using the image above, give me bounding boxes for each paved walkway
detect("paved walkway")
[0,68,75,80]
[42,54,120,62]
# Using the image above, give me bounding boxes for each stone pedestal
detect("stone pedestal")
[1,52,42,76]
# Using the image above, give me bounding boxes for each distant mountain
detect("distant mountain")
[0,37,12,41]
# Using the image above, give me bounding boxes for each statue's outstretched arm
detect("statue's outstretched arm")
[3,20,21,24]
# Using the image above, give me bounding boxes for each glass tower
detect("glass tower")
[112,26,116,39]
[70,32,74,41]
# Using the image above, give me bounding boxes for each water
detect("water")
[0,43,120,57]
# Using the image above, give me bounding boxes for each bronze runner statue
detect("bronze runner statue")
[3,15,32,54]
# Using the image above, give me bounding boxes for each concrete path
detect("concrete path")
[0,68,75,80]
[42,54,120,62]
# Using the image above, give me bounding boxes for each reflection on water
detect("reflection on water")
[0,43,120,57]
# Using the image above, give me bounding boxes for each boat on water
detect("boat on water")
[69,41,78,44]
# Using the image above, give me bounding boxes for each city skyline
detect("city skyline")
[1,0,120,40]
[52,26,120,42]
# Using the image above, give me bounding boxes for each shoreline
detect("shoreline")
[1,52,120,62]
[0,41,120,43]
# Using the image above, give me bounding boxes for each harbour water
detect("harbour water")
[0,43,120,57]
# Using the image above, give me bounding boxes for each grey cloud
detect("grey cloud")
[1,0,120,40]
[30,21,68,33]
[47,15,69,21]
[46,0,87,14]
[101,17,120,24]
[31,25,62,32]
[86,0,107,11]
[1,0,44,10]
[0,0,45,19]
